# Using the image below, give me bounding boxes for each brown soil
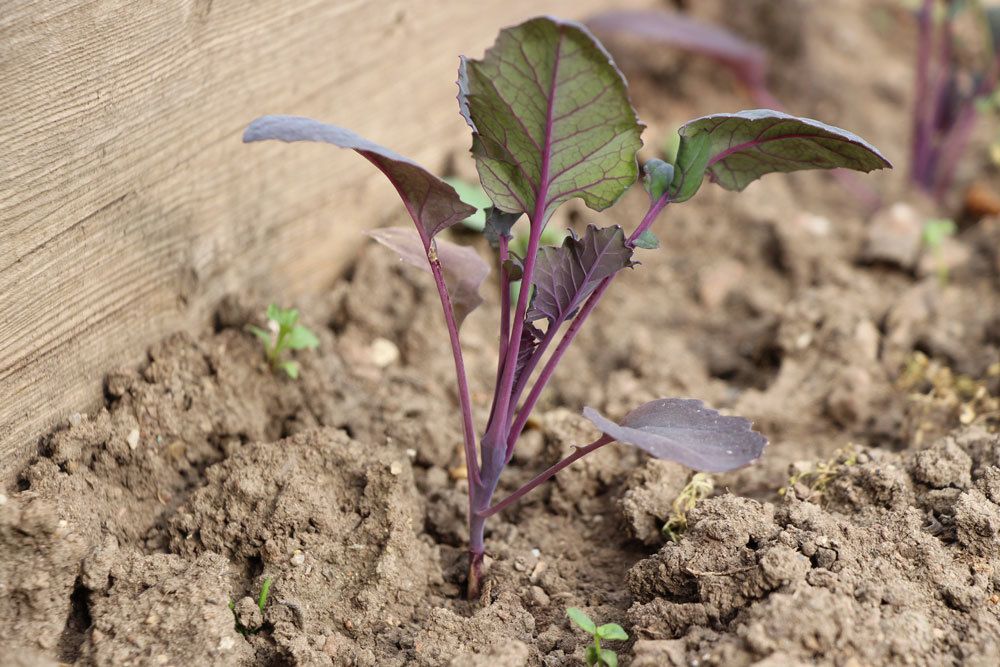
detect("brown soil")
[3,0,1000,665]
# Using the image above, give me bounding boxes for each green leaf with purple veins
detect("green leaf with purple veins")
[458,17,644,224]
[527,225,634,325]
[244,116,475,241]
[668,109,892,202]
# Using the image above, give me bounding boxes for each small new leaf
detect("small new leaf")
[642,159,675,201]
[599,648,619,667]
[280,360,300,379]
[597,623,628,641]
[633,230,660,250]
[285,325,320,351]
[584,398,767,473]
[484,206,522,248]
[567,607,597,634]
[669,109,892,202]
[528,225,634,325]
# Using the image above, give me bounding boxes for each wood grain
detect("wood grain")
[0,0,645,480]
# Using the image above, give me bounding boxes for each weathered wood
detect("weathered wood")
[0,0,646,480]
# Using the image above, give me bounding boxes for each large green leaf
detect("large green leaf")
[458,17,644,224]
[244,116,475,241]
[668,109,892,202]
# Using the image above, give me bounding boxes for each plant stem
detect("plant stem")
[505,194,671,457]
[427,252,481,487]
[477,435,613,519]
[913,0,936,187]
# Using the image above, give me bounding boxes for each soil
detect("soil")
[3,0,1000,665]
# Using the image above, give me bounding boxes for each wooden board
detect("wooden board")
[0,0,646,480]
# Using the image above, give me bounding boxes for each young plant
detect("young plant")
[662,472,714,542]
[229,576,273,635]
[567,607,629,667]
[248,304,319,379]
[243,16,890,598]
[911,0,1000,200]
[922,217,957,284]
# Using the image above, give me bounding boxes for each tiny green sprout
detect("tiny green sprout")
[229,576,273,635]
[662,472,713,542]
[248,304,319,379]
[921,218,957,285]
[567,607,629,667]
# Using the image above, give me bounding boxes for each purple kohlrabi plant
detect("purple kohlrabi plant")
[243,16,891,598]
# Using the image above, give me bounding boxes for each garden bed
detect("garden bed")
[3,1,1000,665]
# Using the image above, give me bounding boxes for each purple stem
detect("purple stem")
[504,193,671,458]
[913,0,936,187]
[932,53,1000,198]
[478,435,614,518]
[426,251,481,487]
[486,236,513,430]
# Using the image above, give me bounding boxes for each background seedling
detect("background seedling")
[244,15,889,598]
[248,304,319,379]
[567,607,629,667]
[910,0,1000,201]
[662,472,714,542]
[779,446,859,503]
[921,217,957,284]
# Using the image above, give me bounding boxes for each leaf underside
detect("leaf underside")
[669,109,892,202]
[586,10,769,91]
[366,227,490,327]
[458,17,644,223]
[583,398,767,473]
[527,225,633,325]
[244,115,475,240]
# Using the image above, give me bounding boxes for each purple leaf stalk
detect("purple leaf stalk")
[243,16,890,599]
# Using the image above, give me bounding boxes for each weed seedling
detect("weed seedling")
[248,304,319,379]
[921,217,957,284]
[244,15,890,598]
[567,607,629,667]
[229,576,273,635]
[662,472,714,542]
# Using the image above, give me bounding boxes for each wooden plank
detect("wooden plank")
[0,0,646,480]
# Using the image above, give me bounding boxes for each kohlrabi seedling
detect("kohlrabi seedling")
[911,0,1000,200]
[248,304,319,379]
[662,472,714,542]
[243,15,890,598]
[567,607,629,667]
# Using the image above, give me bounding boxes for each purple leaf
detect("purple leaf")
[586,10,770,100]
[244,115,475,241]
[583,399,767,473]
[367,227,489,327]
[670,109,893,202]
[527,225,634,325]
[458,17,644,223]
[483,206,521,248]
[513,322,544,387]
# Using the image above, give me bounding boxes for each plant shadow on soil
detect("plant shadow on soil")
[3,0,1000,665]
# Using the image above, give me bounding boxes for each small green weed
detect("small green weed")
[229,577,273,635]
[567,607,629,667]
[248,305,319,379]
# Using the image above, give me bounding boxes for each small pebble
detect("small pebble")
[218,636,235,651]
[126,429,140,450]
[531,548,540,558]
[0,493,7,506]
[389,461,403,476]
[370,338,400,367]
[291,550,306,566]
[528,585,550,607]
[69,413,82,427]
[405,448,417,459]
